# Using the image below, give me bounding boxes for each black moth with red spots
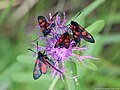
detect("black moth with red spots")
[33,51,63,80]
[33,51,49,79]
[28,41,63,80]
[70,21,95,45]
[54,32,70,49]
[38,12,60,36]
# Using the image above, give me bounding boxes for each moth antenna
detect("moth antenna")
[37,41,39,53]
[51,11,63,21]
[72,11,83,21]
[28,48,36,53]
[34,36,41,41]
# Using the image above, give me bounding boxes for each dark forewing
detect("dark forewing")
[43,56,63,74]
[71,21,95,44]
[37,12,61,36]
[38,16,47,23]
[40,61,48,74]
[45,59,63,74]
[38,16,50,36]
[47,59,55,66]
[33,58,42,80]
[38,55,48,74]
[79,25,95,43]
[81,30,95,43]
[72,27,81,45]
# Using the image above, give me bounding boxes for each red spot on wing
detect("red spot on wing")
[87,35,91,38]
[43,58,47,61]
[41,22,45,26]
[36,66,40,70]
[65,42,69,45]
[73,30,76,33]
[82,31,86,36]
[74,35,78,38]
[56,41,59,44]
[36,59,40,64]
[41,27,44,31]
[73,30,80,35]
[71,25,74,28]
[39,20,42,22]
[67,36,70,39]
[41,62,47,73]
[64,39,69,43]
[73,26,76,29]
[79,26,82,30]
[59,38,63,42]
[76,32,80,35]
[34,71,38,74]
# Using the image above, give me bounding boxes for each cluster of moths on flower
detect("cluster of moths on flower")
[29,12,98,80]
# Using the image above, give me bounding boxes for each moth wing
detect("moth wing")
[81,29,95,43]
[33,59,42,80]
[63,33,70,49]
[47,59,55,66]
[41,61,48,74]
[38,16,50,36]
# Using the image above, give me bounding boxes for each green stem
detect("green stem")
[65,61,80,90]
[48,76,58,90]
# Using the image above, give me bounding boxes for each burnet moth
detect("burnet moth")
[28,41,63,80]
[54,32,70,49]
[35,11,62,41]
[70,21,95,45]
[69,11,95,45]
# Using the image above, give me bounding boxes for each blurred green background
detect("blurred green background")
[0,0,120,90]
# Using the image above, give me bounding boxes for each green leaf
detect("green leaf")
[86,20,105,36]
[17,54,36,64]
[90,74,120,87]
[86,35,103,56]
[102,34,120,44]
[67,0,105,26]
[12,72,52,83]
[0,63,23,83]
[83,0,105,17]
[87,34,120,56]
[78,0,105,25]
[83,61,97,71]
